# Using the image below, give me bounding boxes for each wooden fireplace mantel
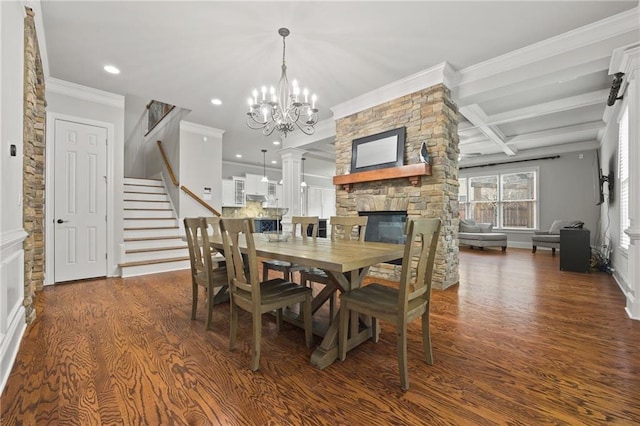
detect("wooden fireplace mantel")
[333,163,432,192]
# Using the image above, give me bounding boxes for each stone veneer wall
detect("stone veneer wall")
[23,7,46,323]
[334,84,459,289]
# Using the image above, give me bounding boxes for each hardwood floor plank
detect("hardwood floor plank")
[2,248,639,424]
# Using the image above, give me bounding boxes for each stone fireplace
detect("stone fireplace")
[334,83,459,290]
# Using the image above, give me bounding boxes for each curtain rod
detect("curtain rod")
[459,155,560,170]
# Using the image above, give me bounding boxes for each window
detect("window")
[459,169,538,229]
[468,175,498,224]
[458,177,468,220]
[501,171,536,229]
[619,106,630,250]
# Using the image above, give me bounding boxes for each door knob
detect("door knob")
[56,219,68,224]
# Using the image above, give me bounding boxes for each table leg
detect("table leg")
[310,267,371,370]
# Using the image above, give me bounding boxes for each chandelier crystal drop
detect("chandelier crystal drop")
[246,28,318,137]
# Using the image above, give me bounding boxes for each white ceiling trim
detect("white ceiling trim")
[506,121,604,145]
[457,7,639,86]
[46,77,124,108]
[284,118,336,150]
[180,120,225,138]
[459,104,516,156]
[456,56,612,107]
[478,89,610,128]
[331,62,454,120]
[459,140,600,168]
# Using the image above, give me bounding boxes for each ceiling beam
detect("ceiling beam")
[463,89,610,130]
[506,121,604,145]
[459,104,516,156]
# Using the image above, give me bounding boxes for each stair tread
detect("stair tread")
[125,236,182,242]
[124,226,179,231]
[119,256,190,268]
[124,183,164,188]
[124,177,161,181]
[124,208,173,211]
[123,199,170,202]
[124,217,176,220]
[126,245,188,254]
[123,190,168,194]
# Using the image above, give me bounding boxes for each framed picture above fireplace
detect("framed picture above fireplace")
[350,127,405,173]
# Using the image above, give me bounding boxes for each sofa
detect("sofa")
[531,219,583,254]
[458,219,507,251]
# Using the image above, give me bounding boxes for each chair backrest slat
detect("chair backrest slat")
[398,219,441,313]
[184,217,205,275]
[292,216,319,239]
[220,218,259,299]
[329,216,368,241]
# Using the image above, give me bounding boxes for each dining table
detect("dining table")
[208,232,405,369]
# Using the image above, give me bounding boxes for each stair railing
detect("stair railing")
[156,140,221,217]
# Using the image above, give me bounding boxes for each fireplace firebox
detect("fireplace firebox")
[358,211,407,264]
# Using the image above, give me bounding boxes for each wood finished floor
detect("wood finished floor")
[1,248,639,425]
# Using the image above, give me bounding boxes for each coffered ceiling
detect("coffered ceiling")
[34,1,639,177]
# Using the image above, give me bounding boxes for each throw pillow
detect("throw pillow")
[477,223,494,233]
[548,220,568,234]
[460,219,481,233]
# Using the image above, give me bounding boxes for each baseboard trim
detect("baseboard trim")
[0,306,26,394]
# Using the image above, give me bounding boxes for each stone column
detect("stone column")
[334,83,459,290]
[22,7,46,323]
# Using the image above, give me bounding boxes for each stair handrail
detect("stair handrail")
[156,140,221,217]
[157,140,179,186]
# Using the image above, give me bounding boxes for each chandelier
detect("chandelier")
[246,28,318,137]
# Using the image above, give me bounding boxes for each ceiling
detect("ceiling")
[37,1,639,177]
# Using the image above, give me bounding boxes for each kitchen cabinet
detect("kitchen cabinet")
[233,177,245,206]
[221,179,235,206]
[245,173,270,197]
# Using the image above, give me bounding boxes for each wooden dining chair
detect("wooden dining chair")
[219,218,313,371]
[262,216,319,282]
[300,216,369,319]
[338,218,441,390]
[183,217,228,330]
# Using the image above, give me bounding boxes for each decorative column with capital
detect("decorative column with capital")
[279,148,305,230]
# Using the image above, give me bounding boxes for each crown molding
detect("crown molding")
[180,121,225,138]
[46,77,124,108]
[331,61,454,120]
[458,7,640,86]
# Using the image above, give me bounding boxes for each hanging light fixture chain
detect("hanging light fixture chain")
[246,27,318,137]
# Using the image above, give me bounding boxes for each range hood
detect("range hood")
[245,194,267,202]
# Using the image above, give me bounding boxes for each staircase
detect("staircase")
[120,177,190,277]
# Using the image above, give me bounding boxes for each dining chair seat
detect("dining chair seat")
[339,218,441,391]
[220,218,313,371]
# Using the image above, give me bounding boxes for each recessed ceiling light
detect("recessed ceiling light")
[103,65,120,74]
[211,98,222,105]
[271,160,277,164]
[235,154,242,158]
[273,141,281,146]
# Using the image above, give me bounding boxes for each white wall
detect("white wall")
[123,94,149,178]
[179,122,224,217]
[460,149,600,248]
[0,0,27,395]
[143,107,188,212]
[45,82,125,278]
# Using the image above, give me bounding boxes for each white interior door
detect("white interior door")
[54,119,107,282]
